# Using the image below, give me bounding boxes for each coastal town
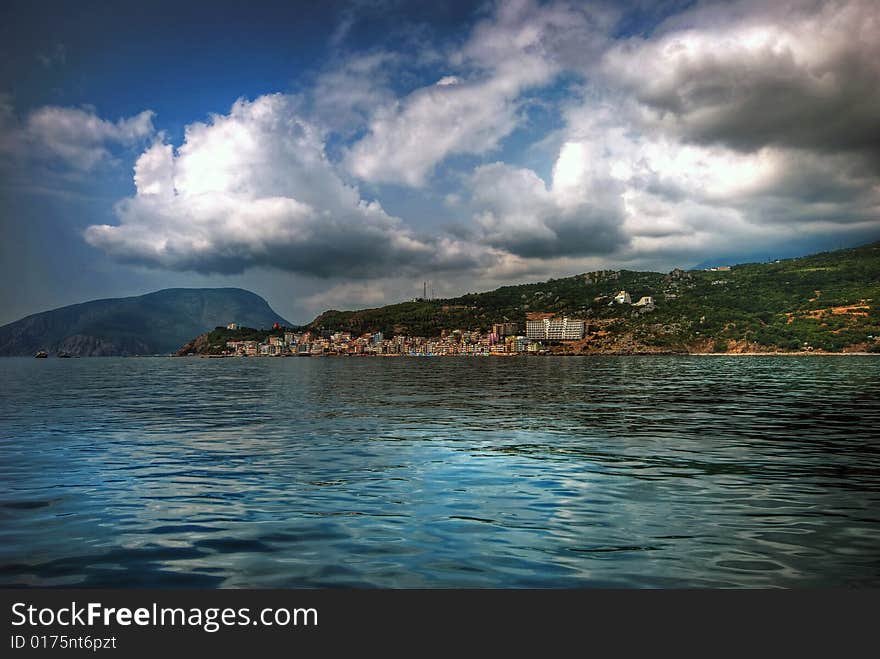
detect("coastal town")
[166,242,880,358]
[221,316,585,357]
[211,291,656,357]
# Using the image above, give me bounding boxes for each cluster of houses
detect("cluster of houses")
[221,317,590,357]
[219,286,666,358]
[608,290,655,310]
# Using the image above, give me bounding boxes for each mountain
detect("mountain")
[0,288,292,356]
[309,241,880,353]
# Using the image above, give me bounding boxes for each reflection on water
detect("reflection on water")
[1,355,878,587]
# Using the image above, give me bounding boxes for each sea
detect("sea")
[1,355,878,588]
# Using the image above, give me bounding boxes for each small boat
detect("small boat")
[34,351,48,358]
[57,352,72,358]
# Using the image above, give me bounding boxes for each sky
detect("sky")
[1,0,878,325]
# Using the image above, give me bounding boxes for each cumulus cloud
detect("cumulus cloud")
[579,0,880,259]
[21,0,878,297]
[345,0,613,186]
[308,51,401,134]
[602,0,880,161]
[85,94,497,277]
[469,143,628,258]
[457,0,879,265]
[468,85,880,264]
[345,76,524,187]
[0,101,155,171]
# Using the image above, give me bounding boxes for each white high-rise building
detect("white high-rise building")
[525,317,585,341]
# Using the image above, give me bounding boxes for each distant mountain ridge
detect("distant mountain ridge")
[0,288,292,356]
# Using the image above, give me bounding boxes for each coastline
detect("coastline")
[8,350,878,358]
[691,351,878,357]
[176,350,880,358]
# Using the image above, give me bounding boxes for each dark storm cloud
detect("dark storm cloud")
[603,0,880,164]
[88,219,495,279]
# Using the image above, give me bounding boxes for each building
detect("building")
[492,322,520,338]
[226,322,239,330]
[525,320,543,340]
[550,317,585,340]
[611,291,631,305]
[526,316,586,341]
[633,296,655,313]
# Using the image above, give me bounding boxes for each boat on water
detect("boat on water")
[57,352,72,358]
[34,351,48,358]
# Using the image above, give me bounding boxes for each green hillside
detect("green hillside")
[310,242,880,353]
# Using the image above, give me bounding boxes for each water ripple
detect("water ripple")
[0,355,879,587]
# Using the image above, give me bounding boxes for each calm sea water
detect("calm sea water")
[1,355,879,588]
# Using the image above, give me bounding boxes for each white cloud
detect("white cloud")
[133,142,175,196]
[85,94,497,277]
[467,90,880,264]
[459,0,880,267]
[345,77,524,187]
[601,0,880,159]
[469,151,628,258]
[308,51,401,134]
[0,102,155,171]
[11,0,878,305]
[575,0,880,258]
[345,0,612,186]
